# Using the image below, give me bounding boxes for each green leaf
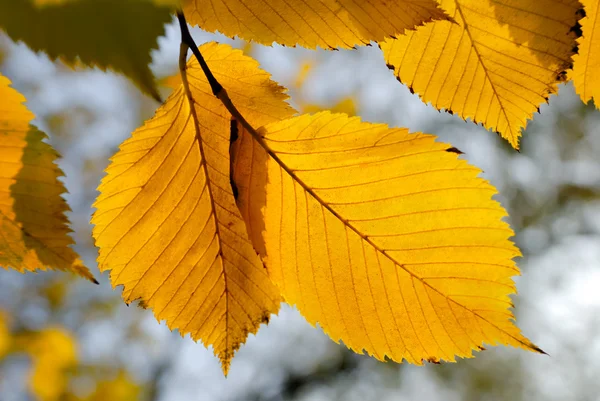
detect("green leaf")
[0,0,174,101]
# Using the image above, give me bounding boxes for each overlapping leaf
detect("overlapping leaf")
[0,74,94,282]
[571,0,600,108]
[380,0,580,148]
[183,0,448,49]
[0,0,174,100]
[232,111,539,363]
[92,43,295,373]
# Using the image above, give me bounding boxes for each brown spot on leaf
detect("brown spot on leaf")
[137,299,149,309]
[261,312,270,325]
[446,146,464,154]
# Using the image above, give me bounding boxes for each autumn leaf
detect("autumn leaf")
[0,0,173,101]
[0,74,94,282]
[23,327,77,401]
[92,43,295,374]
[301,97,358,116]
[571,0,600,108]
[182,0,449,49]
[231,111,540,364]
[380,0,580,148]
[0,310,9,358]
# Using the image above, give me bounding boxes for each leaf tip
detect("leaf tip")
[530,343,547,355]
[445,146,464,154]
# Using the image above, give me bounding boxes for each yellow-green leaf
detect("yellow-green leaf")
[0,0,173,101]
[0,74,94,282]
[380,0,580,149]
[183,0,448,49]
[232,111,540,364]
[92,43,295,374]
[571,0,600,107]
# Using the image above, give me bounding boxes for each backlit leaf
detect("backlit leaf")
[183,0,448,49]
[301,97,358,116]
[92,43,295,374]
[0,74,94,282]
[380,0,580,149]
[0,0,173,101]
[232,111,540,364]
[571,0,600,108]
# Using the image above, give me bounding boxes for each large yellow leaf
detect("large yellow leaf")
[380,0,580,149]
[571,0,600,107]
[183,0,448,49]
[232,111,540,364]
[0,0,173,101]
[0,74,94,282]
[92,43,295,373]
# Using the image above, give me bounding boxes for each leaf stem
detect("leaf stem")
[176,11,222,96]
[176,10,261,140]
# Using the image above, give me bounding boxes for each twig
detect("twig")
[176,10,262,140]
[176,11,222,96]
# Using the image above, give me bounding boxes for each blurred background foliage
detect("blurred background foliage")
[1,18,600,401]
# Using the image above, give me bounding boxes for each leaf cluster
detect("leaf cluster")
[1,0,598,375]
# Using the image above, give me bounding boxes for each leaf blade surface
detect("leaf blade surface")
[92,43,294,373]
[232,112,539,363]
[0,0,173,100]
[571,0,600,107]
[380,0,580,148]
[0,74,93,281]
[183,0,448,49]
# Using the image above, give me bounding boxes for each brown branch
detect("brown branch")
[177,11,222,96]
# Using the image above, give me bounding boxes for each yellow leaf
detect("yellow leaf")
[0,310,9,358]
[92,43,295,374]
[158,72,182,91]
[294,61,314,89]
[380,0,580,149]
[82,371,140,401]
[301,97,358,116]
[0,74,94,282]
[26,327,77,401]
[0,0,173,101]
[231,111,540,364]
[183,0,448,49]
[571,0,600,107]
